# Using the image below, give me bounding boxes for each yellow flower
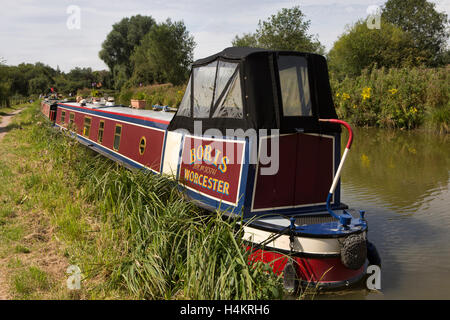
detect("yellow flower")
[361,87,371,100]
[336,92,340,98]
[353,105,358,109]
[410,107,418,114]
[388,88,398,95]
[342,93,350,100]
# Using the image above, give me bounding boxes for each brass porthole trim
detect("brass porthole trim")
[139,136,146,155]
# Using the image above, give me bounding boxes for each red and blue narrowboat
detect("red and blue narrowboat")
[48,47,380,290]
[40,97,58,121]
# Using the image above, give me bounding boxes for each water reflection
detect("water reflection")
[319,128,450,299]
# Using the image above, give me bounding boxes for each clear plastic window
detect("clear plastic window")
[214,61,238,105]
[177,77,192,117]
[212,72,243,119]
[278,56,312,117]
[193,61,217,118]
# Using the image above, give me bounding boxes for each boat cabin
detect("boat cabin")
[167,47,345,218]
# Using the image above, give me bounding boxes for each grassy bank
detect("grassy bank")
[330,66,449,133]
[0,102,286,299]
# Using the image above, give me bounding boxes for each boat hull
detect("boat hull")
[247,246,366,288]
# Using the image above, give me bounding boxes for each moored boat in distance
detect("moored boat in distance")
[40,96,59,121]
[43,47,380,291]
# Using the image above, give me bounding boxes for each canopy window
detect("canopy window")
[193,61,217,118]
[278,55,312,117]
[213,61,237,105]
[212,71,243,119]
[185,59,243,119]
[177,76,192,117]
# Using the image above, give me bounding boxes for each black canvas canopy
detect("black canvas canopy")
[168,47,340,134]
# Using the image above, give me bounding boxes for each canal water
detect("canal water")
[319,128,450,299]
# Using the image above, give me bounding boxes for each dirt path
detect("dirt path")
[0,259,10,300]
[0,108,23,142]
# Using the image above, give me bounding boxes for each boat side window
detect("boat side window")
[278,55,312,117]
[176,76,192,117]
[113,124,122,151]
[139,136,146,155]
[69,112,75,128]
[61,111,66,124]
[98,120,105,144]
[83,116,91,137]
[193,61,217,118]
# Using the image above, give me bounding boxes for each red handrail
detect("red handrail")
[319,119,353,149]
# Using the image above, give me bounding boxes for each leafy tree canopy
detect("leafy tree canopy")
[99,15,156,82]
[0,62,111,97]
[382,0,449,66]
[328,20,429,78]
[232,6,324,54]
[129,19,195,86]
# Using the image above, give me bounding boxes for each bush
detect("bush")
[331,66,449,132]
[118,83,186,108]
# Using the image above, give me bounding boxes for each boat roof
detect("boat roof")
[193,47,325,66]
[58,102,175,124]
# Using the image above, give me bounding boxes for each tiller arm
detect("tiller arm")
[319,119,354,227]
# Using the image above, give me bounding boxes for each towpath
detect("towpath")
[0,108,23,142]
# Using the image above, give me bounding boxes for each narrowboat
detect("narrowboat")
[40,97,58,121]
[46,47,380,290]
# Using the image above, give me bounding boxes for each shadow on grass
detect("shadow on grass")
[0,121,32,135]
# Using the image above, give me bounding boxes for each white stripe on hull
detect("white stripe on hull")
[243,226,366,255]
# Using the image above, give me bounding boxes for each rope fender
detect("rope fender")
[340,233,367,270]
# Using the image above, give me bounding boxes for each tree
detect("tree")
[232,33,258,48]
[0,60,112,99]
[327,20,427,77]
[382,0,449,66]
[130,19,195,86]
[0,60,11,107]
[232,6,324,54]
[29,76,50,95]
[99,15,156,86]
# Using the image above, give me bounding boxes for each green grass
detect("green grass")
[0,101,289,300]
[14,245,31,254]
[12,265,51,299]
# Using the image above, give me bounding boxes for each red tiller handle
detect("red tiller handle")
[319,119,353,149]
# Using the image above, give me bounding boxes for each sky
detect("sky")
[0,0,448,72]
